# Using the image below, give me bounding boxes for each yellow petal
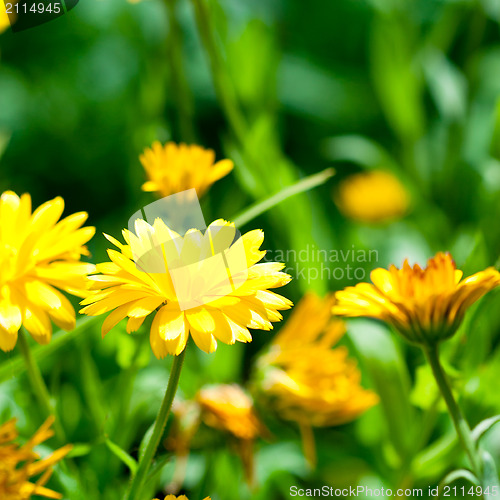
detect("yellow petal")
[189,326,217,353]
[22,303,52,344]
[186,307,216,333]
[0,299,22,334]
[0,325,18,351]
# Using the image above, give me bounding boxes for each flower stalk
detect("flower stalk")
[125,348,187,500]
[422,344,482,478]
[17,328,66,442]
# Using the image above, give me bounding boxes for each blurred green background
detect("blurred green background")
[2,0,500,498]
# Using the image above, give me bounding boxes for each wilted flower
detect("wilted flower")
[0,417,72,499]
[333,252,500,346]
[140,142,233,198]
[164,400,201,495]
[80,219,292,357]
[255,293,377,466]
[197,384,265,485]
[165,400,201,456]
[335,170,409,224]
[0,191,95,351]
[197,384,264,440]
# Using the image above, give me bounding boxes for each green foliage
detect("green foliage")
[1,0,500,498]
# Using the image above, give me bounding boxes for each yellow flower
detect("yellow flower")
[1,0,13,34]
[256,293,378,428]
[197,384,264,441]
[0,191,95,351]
[335,170,409,224]
[80,218,292,357]
[140,142,234,198]
[0,417,72,499]
[333,252,500,345]
[197,384,265,485]
[153,496,211,500]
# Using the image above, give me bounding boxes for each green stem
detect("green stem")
[125,348,187,500]
[190,0,248,145]
[17,329,66,442]
[165,0,196,143]
[232,168,335,227]
[422,345,482,477]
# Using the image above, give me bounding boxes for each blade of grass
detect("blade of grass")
[105,438,138,475]
[232,168,335,227]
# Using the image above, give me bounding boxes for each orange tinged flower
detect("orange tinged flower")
[0,417,72,499]
[197,384,264,441]
[333,252,500,345]
[197,384,265,485]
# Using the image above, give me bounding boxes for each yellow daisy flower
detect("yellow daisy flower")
[140,142,234,198]
[197,384,265,485]
[257,293,378,428]
[0,191,95,351]
[335,170,409,224]
[80,218,292,357]
[333,252,500,345]
[0,416,72,499]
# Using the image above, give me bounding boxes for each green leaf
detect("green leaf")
[481,451,500,499]
[146,454,171,483]
[322,134,399,172]
[0,129,11,160]
[347,319,416,459]
[232,167,335,228]
[67,443,94,458]
[439,469,480,490]
[472,416,500,444]
[421,49,467,121]
[414,431,460,481]
[370,14,425,143]
[105,438,138,475]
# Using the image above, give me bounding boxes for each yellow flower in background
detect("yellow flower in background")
[257,293,378,429]
[335,170,409,224]
[333,252,500,346]
[197,384,264,441]
[255,293,377,467]
[0,417,72,499]
[140,142,234,198]
[0,191,95,351]
[80,218,292,357]
[197,384,265,485]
